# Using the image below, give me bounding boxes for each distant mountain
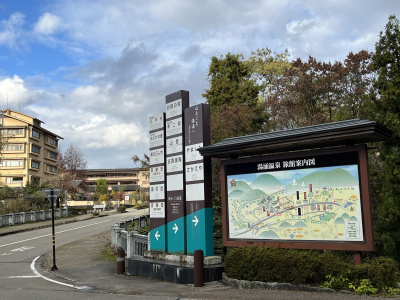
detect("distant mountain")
[259,230,280,239]
[295,171,328,188]
[228,190,245,199]
[319,168,358,187]
[341,213,350,220]
[334,217,345,225]
[293,220,308,228]
[228,180,253,193]
[239,189,267,201]
[250,174,283,191]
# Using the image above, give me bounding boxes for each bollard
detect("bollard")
[117,247,125,274]
[194,249,204,287]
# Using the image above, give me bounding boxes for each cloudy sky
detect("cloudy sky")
[0,0,398,169]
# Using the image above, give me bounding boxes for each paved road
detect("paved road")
[0,209,396,299]
[0,209,146,300]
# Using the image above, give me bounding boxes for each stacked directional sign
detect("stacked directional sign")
[184,104,214,256]
[165,91,189,254]
[149,113,167,252]
[149,90,214,256]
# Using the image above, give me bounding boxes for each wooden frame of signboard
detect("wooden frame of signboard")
[220,145,374,253]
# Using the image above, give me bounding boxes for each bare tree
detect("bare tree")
[47,144,88,200]
[61,144,88,180]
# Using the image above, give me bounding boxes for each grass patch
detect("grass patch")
[101,244,117,262]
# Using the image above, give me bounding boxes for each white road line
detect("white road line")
[0,218,113,248]
[30,255,86,290]
[5,275,39,278]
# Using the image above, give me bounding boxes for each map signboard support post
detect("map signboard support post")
[149,113,167,252]
[184,104,214,256]
[165,90,189,254]
[42,188,61,271]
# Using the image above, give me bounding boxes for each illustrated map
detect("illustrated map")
[227,165,364,242]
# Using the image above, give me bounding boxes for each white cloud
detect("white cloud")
[1,0,398,169]
[33,13,62,35]
[0,75,30,106]
[0,12,25,49]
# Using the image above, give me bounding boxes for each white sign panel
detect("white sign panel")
[149,114,164,131]
[167,155,183,173]
[186,183,205,201]
[185,162,204,182]
[150,148,164,165]
[185,143,203,163]
[166,118,182,137]
[149,130,164,149]
[166,99,182,119]
[150,166,165,183]
[167,174,184,191]
[150,202,165,218]
[166,136,183,155]
[150,183,165,200]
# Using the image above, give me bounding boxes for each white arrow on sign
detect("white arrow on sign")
[173,223,178,234]
[155,231,160,241]
[192,216,199,227]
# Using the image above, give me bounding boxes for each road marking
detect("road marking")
[11,246,35,252]
[30,255,88,290]
[0,218,113,248]
[6,275,39,278]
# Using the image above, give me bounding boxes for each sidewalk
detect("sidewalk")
[35,214,392,299]
[6,209,393,299]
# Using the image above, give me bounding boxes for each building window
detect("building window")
[0,160,23,167]
[32,130,40,139]
[2,128,24,135]
[48,165,57,173]
[31,160,40,169]
[33,120,41,127]
[49,151,57,159]
[32,145,40,154]
[49,137,57,146]
[6,177,23,184]
[4,144,23,151]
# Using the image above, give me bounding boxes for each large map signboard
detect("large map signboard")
[221,145,374,251]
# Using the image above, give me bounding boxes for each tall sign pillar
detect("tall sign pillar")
[184,104,214,256]
[149,113,167,251]
[165,90,189,254]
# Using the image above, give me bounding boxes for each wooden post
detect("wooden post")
[354,251,362,265]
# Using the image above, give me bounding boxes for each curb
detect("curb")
[221,273,337,293]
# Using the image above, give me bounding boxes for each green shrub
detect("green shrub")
[321,273,351,290]
[116,205,126,213]
[225,246,399,289]
[350,257,399,291]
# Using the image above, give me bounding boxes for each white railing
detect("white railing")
[0,208,69,227]
[111,221,149,258]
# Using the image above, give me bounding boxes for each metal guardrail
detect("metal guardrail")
[111,215,150,258]
[0,208,69,227]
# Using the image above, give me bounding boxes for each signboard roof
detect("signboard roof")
[199,119,393,159]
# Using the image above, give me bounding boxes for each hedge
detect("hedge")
[224,247,399,290]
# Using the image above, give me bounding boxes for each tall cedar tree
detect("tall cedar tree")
[369,15,400,261]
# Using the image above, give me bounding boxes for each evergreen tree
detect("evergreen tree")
[369,15,400,261]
